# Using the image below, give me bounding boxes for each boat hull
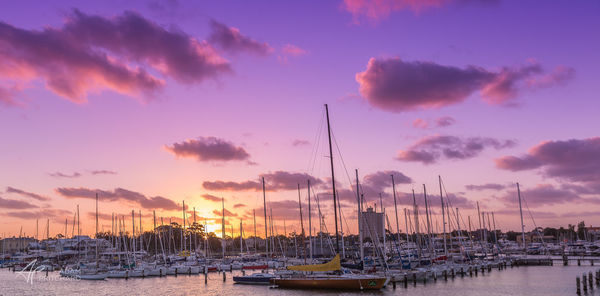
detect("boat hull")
[270,277,387,290]
[233,276,272,285]
[242,264,268,270]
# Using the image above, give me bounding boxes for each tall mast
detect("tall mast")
[297,184,306,263]
[193,207,196,253]
[132,210,136,257]
[153,210,157,259]
[492,212,498,249]
[477,201,482,245]
[95,193,99,267]
[240,219,243,255]
[412,189,421,258]
[139,210,142,255]
[253,209,257,254]
[324,104,340,253]
[222,197,225,259]
[456,208,462,247]
[95,193,99,237]
[423,184,432,256]
[338,191,345,259]
[517,182,526,255]
[439,176,447,257]
[77,204,80,260]
[308,179,313,261]
[355,169,364,268]
[391,175,400,244]
[404,208,409,242]
[262,177,268,256]
[182,201,186,254]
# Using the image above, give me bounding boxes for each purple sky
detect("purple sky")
[1,0,599,238]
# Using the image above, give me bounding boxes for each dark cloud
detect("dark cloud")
[4,208,72,220]
[49,171,82,178]
[212,208,238,217]
[0,196,38,209]
[203,171,324,192]
[497,184,580,207]
[55,187,182,210]
[203,180,261,191]
[0,10,230,104]
[397,135,515,164]
[165,136,250,162]
[494,155,542,171]
[5,186,50,201]
[355,58,574,112]
[200,194,222,202]
[465,183,507,191]
[495,138,600,183]
[292,139,310,146]
[90,170,117,175]
[233,203,246,208]
[208,20,272,56]
[436,116,456,127]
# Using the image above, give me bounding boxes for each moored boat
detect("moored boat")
[270,275,387,290]
[233,273,275,285]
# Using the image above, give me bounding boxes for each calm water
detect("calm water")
[1,265,599,296]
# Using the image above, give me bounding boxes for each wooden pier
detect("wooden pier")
[513,258,553,266]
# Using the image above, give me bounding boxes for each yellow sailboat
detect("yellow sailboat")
[270,255,388,290]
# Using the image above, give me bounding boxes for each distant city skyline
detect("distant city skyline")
[1,0,599,237]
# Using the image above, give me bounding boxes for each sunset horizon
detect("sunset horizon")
[1,0,599,240]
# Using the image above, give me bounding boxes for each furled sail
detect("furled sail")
[287,254,341,271]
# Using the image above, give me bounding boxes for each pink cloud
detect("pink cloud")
[465,183,507,191]
[203,171,324,192]
[90,170,117,175]
[4,208,72,221]
[203,180,260,191]
[342,0,498,23]
[0,196,38,209]
[165,136,251,162]
[212,208,238,217]
[356,58,574,112]
[0,10,230,104]
[5,186,51,201]
[497,183,581,207]
[200,193,222,202]
[343,0,450,21]
[495,137,600,183]
[208,20,272,56]
[397,135,515,164]
[0,85,21,107]
[49,171,82,178]
[292,139,310,146]
[412,118,429,129]
[412,116,456,129]
[282,44,308,57]
[55,187,182,210]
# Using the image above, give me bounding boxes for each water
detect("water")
[1,266,599,296]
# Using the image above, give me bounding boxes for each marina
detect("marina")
[1,1,599,295]
[2,265,600,295]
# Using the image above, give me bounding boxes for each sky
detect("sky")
[1,0,599,239]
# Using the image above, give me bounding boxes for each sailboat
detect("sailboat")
[271,105,387,290]
[270,254,387,290]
